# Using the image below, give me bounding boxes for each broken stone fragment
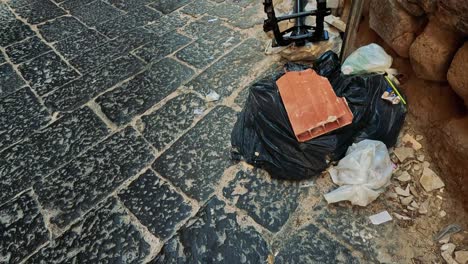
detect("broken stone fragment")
[397,171,412,182]
[400,195,413,205]
[402,134,422,150]
[410,201,419,208]
[440,210,447,217]
[420,167,445,192]
[418,200,429,214]
[441,243,458,264]
[394,213,411,220]
[395,185,411,196]
[455,250,468,264]
[394,147,415,162]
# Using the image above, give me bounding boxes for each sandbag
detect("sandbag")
[231,51,406,180]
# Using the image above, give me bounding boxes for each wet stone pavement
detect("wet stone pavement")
[0,0,400,263]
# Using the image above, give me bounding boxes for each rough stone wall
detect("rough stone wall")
[367,0,468,210]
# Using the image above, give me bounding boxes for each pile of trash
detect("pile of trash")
[231,47,407,184]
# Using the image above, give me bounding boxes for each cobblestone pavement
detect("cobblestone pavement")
[0,0,410,263]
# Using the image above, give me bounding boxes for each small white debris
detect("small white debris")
[420,167,445,192]
[369,211,393,225]
[455,251,468,264]
[400,195,413,206]
[394,213,411,220]
[393,147,414,162]
[193,108,205,115]
[410,201,419,208]
[415,135,423,141]
[402,134,422,150]
[397,171,411,182]
[441,243,456,253]
[207,18,218,22]
[395,185,411,197]
[439,235,451,244]
[205,91,220,102]
[440,210,447,217]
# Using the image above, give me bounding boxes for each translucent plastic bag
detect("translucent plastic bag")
[324,140,393,206]
[341,43,393,75]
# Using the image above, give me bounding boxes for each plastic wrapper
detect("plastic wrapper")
[341,43,393,75]
[324,140,393,206]
[231,51,406,180]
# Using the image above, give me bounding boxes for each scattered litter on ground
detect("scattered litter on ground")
[231,51,406,180]
[205,91,220,102]
[435,224,463,242]
[341,43,393,75]
[369,211,393,225]
[420,167,445,192]
[324,140,392,206]
[207,18,218,22]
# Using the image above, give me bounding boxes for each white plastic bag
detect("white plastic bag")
[341,43,393,75]
[324,140,393,206]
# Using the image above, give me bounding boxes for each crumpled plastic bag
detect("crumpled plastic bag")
[324,139,393,206]
[341,43,393,75]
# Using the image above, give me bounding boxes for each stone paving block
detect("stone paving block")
[54,29,107,60]
[60,0,95,10]
[145,12,189,37]
[0,107,108,205]
[119,169,192,239]
[229,4,263,29]
[68,0,124,27]
[28,198,152,263]
[274,224,360,264]
[182,15,226,38]
[152,106,237,201]
[34,127,154,229]
[152,197,270,263]
[148,0,191,14]
[0,191,49,264]
[6,0,32,9]
[0,63,26,98]
[104,0,152,11]
[132,31,191,63]
[18,51,80,96]
[0,20,34,47]
[176,25,241,69]
[96,6,161,39]
[5,36,52,64]
[0,3,15,23]
[44,55,143,112]
[96,57,194,125]
[140,93,205,151]
[187,38,263,98]
[38,16,88,42]
[0,87,50,150]
[180,0,215,17]
[208,2,242,20]
[14,0,66,24]
[316,206,397,262]
[69,28,155,72]
[223,169,302,232]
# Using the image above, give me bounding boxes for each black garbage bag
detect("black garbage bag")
[231,51,407,180]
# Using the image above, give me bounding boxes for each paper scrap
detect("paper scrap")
[369,211,393,225]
